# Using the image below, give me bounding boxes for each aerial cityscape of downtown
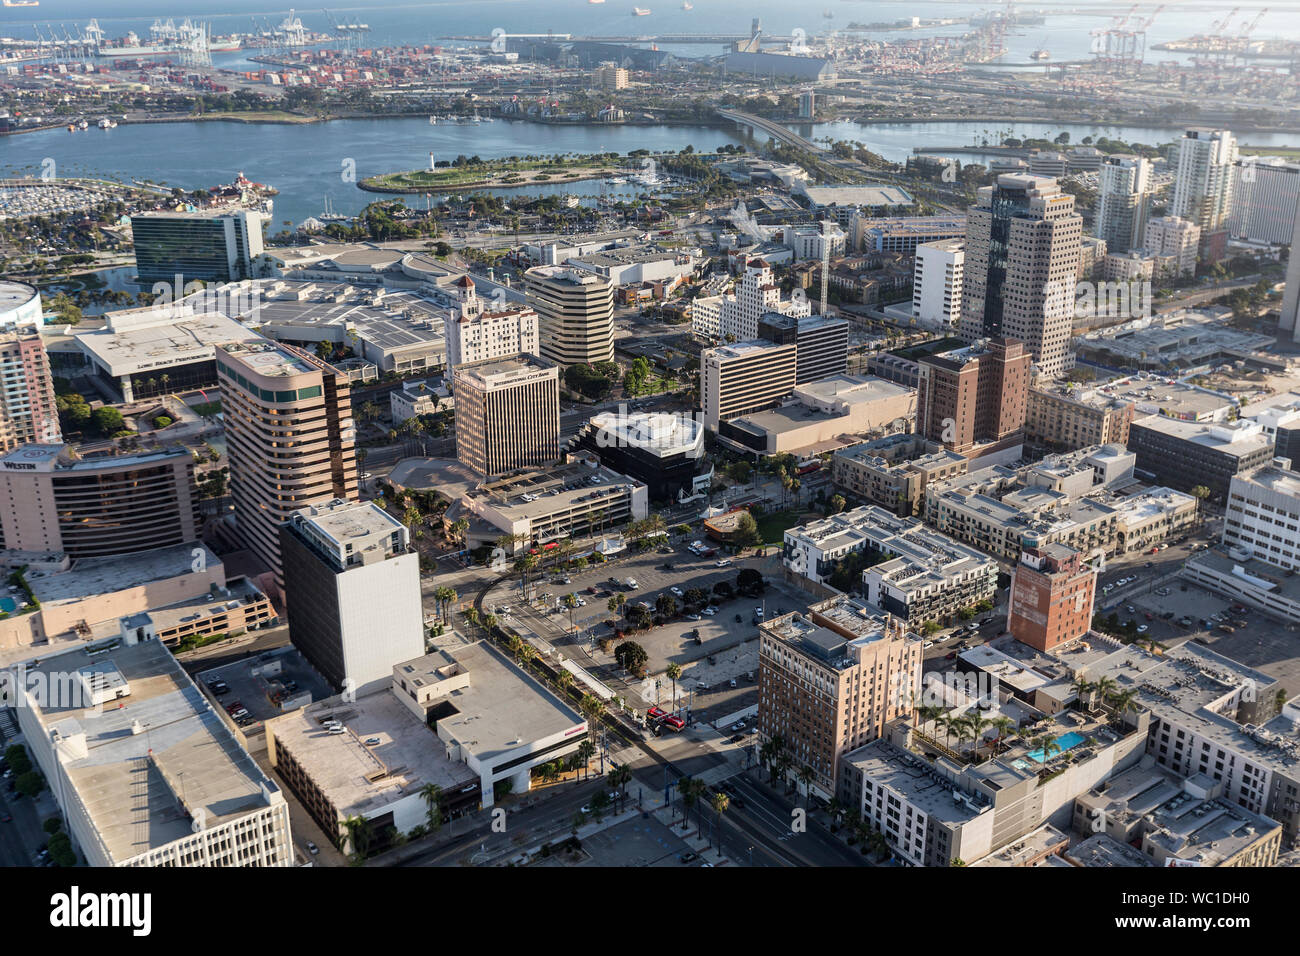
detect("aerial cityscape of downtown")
[2,0,1300,914]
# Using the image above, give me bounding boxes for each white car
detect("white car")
[716,559,732,567]
[754,607,764,618]
[670,586,684,597]
[703,606,718,616]
[924,641,935,649]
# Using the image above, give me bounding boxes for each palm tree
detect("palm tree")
[563,592,578,631]
[481,612,497,635]
[797,765,816,807]
[579,693,605,730]
[464,607,480,634]
[965,714,991,760]
[1071,677,1095,709]
[514,553,539,600]
[1092,675,1118,702]
[678,776,701,826]
[665,662,681,710]
[556,669,575,698]
[989,716,1015,755]
[419,783,443,832]
[608,763,632,811]
[505,633,523,658]
[938,713,961,750]
[342,815,372,858]
[518,643,536,669]
[576,740,596,779]
[1106,688,1140,725]
[1030,734,1062,765]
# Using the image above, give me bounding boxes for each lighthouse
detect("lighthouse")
[429,152,435,172]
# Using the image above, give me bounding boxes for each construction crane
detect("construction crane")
[1210,7,1240,36]
[1239,8,1267,37]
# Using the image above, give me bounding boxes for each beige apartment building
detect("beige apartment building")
[453,354,560,478]
[701,339,797,432]
[217,339,358,584]
[757,594,922,800]
[0,443,200,558]
[0,327,59,452]
[525,266,615,366]
[1026,381,1135,451]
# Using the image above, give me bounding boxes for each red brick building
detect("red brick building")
[1008,541,1096,652]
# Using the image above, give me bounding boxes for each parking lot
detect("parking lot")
[532,815,696,867]
[490,544,819,724]
[196,647,334,739]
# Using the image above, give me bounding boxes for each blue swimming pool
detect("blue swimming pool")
[1026,731,1087,764]
[0,597,16,614]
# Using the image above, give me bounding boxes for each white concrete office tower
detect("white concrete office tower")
[1171,128,1238,231]
[1143,216,1201,277]
[1096,154,1152,254]
[445,291,540,381]
[959,174,1082,378]
[700,339,796,432]
[14,639,294,867]
[524,265,615,365]
[1282,210,1300,340]
[719,257,810,342]
[1230,157,1300,245]
[280,499,425,697]
[1221,463,1300,570]
[911,238,964,328]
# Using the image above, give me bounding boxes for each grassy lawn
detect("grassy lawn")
[364,156,614,191]
[1240,145,1300,158]
[198,110,315,123]
[756,509,803,545]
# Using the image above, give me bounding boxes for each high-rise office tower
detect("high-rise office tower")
[130,209,269,283]
[700,339,797,432]
[217,339,358,584]
[524,266,615,366]
[757,312,848,384]
[1096,154,1152,254]
[959,175,1082,378]
[453,354,560,477]
[1171,128,1238,232]
[1230,157,1300,245]
[0,325,59,451]
[280,499,424,696]
[1281,207,1300,342]
[916,337,1030,459]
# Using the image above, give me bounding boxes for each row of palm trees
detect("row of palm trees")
[676,775,729,832]
[914,706,1017,760]
[1071,675,1139,724]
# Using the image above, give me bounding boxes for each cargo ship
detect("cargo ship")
[632,7,651,16]
[3,1,41,7]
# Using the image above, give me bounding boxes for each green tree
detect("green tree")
[614,640,649,675]
[90,406,125,437]
[419,783,444,832]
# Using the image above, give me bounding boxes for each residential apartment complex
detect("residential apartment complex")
[1096,154,1152,254]
[916,338,1031,459]
[0,327,59,451]
[911,238,964,328]
[758,595,922,798]
[1008,541,1097,652]
[1025,380,1135,451]
[1171,128,1238,232]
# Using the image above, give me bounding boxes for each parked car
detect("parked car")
[306,841,319,855]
